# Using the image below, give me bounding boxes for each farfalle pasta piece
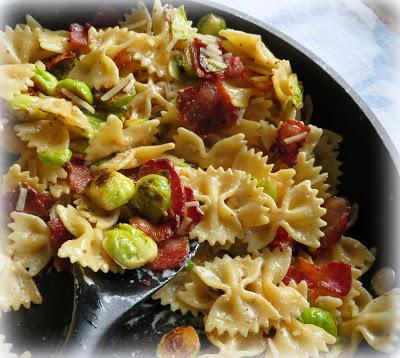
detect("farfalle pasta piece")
[0,25,49,64]
[173,127,246,169]
[129,79,172,119]
[73,197,120,230]
[38,29,71,54]
[187,167,270,246]
[198,331,267,358]
[12,96,92,135]
[2,163,45,193]
[219,29,278,68]
[245,180,326,252]
[232,146,273,179]
[68,50,119,90]
[0,245,42,313]
[56,205,119,273]
[259,120,279,151]
[217,119,263,149]
[99,143,175,171]
[15,119,70,153]
[7,211,51,276]
[341,289,400,353]
[331,236,376,277]
[244,97,275,122]
[314,129,343,195]
[340,279,373,322]
[48,180,71,199]
[315,295,343,323]
[260,247,309,321]
[266,319,336,358]
[85,115,159,161]
[152,271,203,316]
[301,125,323,158]
[17,149,67,185]
[194,255,280,336]
[119,0,154,34]
[0,64,35,100]
[294,152,330,200]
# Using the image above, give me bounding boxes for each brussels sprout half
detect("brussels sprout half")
[103,223,158,269]
[197,13,227,36]
[298,307,337,337]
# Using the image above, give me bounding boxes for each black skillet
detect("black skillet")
[1,0,399,357]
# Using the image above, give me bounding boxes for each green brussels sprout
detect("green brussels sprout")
[38,148,72,168]
[130,174,172,223]
[298,307,337,337]
[289,73,303,109]
[197,13,227,36]
[56,78,94,104]
[88,169,135,211]
[168,55,182,80]
[32,67,58,96]
[171,5,192,40]
[184,260,195,272]
[103,223,158,269]
[257,178,277,202]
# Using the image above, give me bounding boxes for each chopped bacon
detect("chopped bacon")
[65,154,92,194]
[268,227,298,251]
[283,258,352,299]
[113,50,133,71]
[224,56,245,79]
[120,167,141,183]
[6,183,55,220]
[129,216,178,242]
[69,23,91,48]
[138,158,186,220]
[190,38,244,80]
[315,196,352,255]
[147,236,189,271]
[269,119,310,168]
[48,218,73,271]
[178,79,240,135]
[183,186,204,232]
[44,51,77,70]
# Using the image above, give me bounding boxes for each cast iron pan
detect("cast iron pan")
[1,0,399,357]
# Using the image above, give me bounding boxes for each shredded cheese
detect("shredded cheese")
[49,204,57,221]
[283,132,308,145]
[100,74,134,102]
[184,201,199,208]
[61,88,95,114]
[177,216,193,236]
[35,60,46,70]
[123,77,136,93]
[15,187,28,211]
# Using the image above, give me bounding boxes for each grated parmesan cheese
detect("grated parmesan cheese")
[283,132,308,145]
[123,77,136,93]
[184,201,199,208]
[49,204,57,221]
[61,89,95,114]
[100,74,134,102]
[16,187,28,211]
[35,60,46,70]
[177,216,193,236]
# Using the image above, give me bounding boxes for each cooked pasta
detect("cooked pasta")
[0,2,397,357]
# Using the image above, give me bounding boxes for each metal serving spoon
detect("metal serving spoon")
[60,240,199,357]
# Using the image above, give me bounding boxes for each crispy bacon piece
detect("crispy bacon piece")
[191,38,244,80]
[6,183,55,220]
[65,154,92,194]
[269,119,310,168]
[120,167,141,183]
[113,50,133,71]
[283,258,352,299]
[268,227,298,251]
[147,236,189,270]
[138,158,186,219]
[129,216,178,242]
[182,187,204,232]
[178,79,240,135]
[224,55,245,79]
[44,51,77,70]
[315,196,352,255]
[69,23,91,48]
[48,218,73,271]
